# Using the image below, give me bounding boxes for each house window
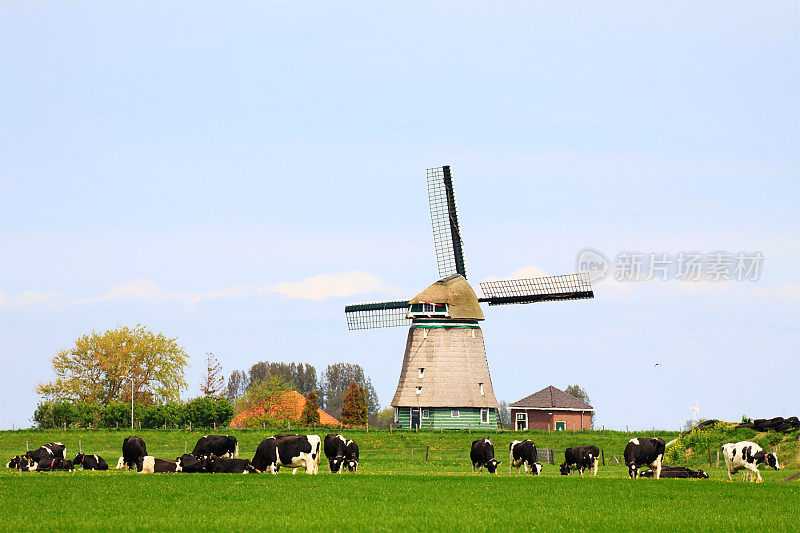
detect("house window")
[479,383,485,396]
[516,413,526,421]
[416,386,422,395]
[422,409,430,419]
[393,407,399,423]
[481,408,489,424]
[418,368,425,378]
[451,409,460,418]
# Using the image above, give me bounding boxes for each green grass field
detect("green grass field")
[1,428,798,531]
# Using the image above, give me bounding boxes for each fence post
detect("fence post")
[26,440,29,452]
[426,445,430,461]
[185,441,187,454]
[79,440,82,454]
[626,425,629,436]
[64,422,67,431]
[652,427,655,437]
[716,451,719,468]
[139,421,141,430]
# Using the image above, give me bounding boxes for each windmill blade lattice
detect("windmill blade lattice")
[345,300,411,330]
[479,272,594,306]
[427,166,467,280]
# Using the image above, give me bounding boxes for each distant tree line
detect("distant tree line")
[33,397,233,429]
[226,361,380,425]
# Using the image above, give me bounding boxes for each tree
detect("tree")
[226,370,249,402]
[301,391,321,426]
[340,382,367,426]
[37,325,189,406]
[320,363,379,421]
[200,352,225,397]
[246,361,318,395]
[375,408,394,429]
[497,400,511,429]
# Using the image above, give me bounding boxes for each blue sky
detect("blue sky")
[1,1,798,430]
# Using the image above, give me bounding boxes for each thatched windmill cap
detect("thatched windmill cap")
[410,274,484,320]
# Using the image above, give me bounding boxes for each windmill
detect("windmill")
[344,165,594,429]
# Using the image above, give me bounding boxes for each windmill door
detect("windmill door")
[411,408,421,429]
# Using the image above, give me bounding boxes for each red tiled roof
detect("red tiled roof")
[229,391,339,428]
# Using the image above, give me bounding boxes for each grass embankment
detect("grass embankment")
[1,428,798,531]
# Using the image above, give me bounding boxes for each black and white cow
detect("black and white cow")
[624,437,665,479]
[509,440,542,475]
[191,435,239,459]
[252,434,321,475]
[118,436,148,471]
[73,454,109,471]
[139,456,181,473]
[176,454,206,473]
[722,441,780,483]
[641,466,708,479]
[560,445,600,476]
[324,434,360,473]
[206,454,259,474]
[24,442,67,464]
[6,456,28,469]
[470,438,500,474]
[28,457,74,472]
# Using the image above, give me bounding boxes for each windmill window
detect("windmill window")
[479,383,485,396]
[409,303,449,317]
[422,409,430,419]
[418,368,425,379]
[416,386,422,395]
[481,408,489,424]
[451,409,460,418]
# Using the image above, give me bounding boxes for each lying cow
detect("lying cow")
[176,454,206,473]
[640,466,708,479]
[324,434,359,473]
[27,457,74,472]
[191,435,239,459]
[6,456,28,469]
[252,434,321,475]
[722,441,780,482]
[206,454,259,474]
[624,437,665,479]
[470,438,500,474]
[560,445,600,476]
[139,456,181,473]
[509,440,541,475]
[24,442,67,465]
[118,436,148,471]
[73,454,109,471]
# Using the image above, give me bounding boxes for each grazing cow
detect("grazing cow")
[176,454,206,473]
[24,442,67,464]
[560,446,600,476]
[139,456,181,474]
[73,454,109,471]
[470,438,500,474]
[191,435,239,459]
[641,466,708,479]
[722,441,780,482]
[121,436,148,471]
[344,439,359,472]
[30,457,74,472]
[509,440,542,475]
[206,455,258,474]
[624,437,666,479]
[252,434,321,475]
[324,434,347,473]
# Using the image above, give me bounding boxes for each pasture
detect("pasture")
[2,428,798,531]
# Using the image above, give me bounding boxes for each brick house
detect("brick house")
[510,386,593,431]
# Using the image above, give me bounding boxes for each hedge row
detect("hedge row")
[33,397,234,429]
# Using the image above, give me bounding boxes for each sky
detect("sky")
[1,1,798,431]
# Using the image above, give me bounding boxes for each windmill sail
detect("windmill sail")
[345,300,411,330]
[479,272,594,306]
[427,165,467,279]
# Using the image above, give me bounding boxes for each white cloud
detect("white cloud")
[0,290,63,308]
[270,271,401,301]
[75,280,161,304]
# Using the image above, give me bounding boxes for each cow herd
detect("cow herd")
[5,434,357,476]
[468,436,781,482]
[5,434,781,482]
